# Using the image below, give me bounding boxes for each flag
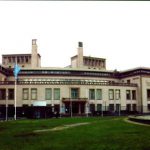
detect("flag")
[13,64,21,79]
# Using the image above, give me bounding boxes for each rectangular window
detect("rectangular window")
[31,88,37,100]
[132,104,137,111]
[148,104,150,110]
[109,89,114,100]
[22,88,29,100]
[97,104,102,111]
[96,89,102,100]
[109,104,114,111]
[89,89,95,100]
[89,104,95,112]
[115,89,120,100]
[71,88,79,99]
[126,90,131,100]
[54,88,60,100]
[0,89,6,100]
[45,88,52,100]
[8,89,14,100]
[116,104,120,112]
[132,90,136,100]
[126,104,131,112]
[147,89,150,100]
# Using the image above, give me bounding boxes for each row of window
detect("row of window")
[0,89,14,100]
[89,89,136,100]
[23,88,60,100]
[0,88,137,101]
[90,104,137,112]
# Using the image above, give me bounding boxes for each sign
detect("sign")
[33,101,46,106]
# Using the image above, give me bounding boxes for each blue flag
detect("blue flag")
[13,64,21,79]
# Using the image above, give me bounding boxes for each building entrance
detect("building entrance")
[64,102,85,115]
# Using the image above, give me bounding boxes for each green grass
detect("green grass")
[0,117,150,150]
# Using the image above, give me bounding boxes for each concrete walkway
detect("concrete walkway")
[34,122,90,133]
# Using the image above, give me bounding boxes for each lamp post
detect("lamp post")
[5,90,8,121]
[101,102,103,117]
[70,98,72,118]
[86,102,89,117]
[119,97,121,116]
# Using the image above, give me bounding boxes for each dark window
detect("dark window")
[90,104,95,113]
[0,89,6,100]
[132,90,136,100]
[8,89,14,100]
[109,104,114,111]
[97,104,102,111]
[26,57,28,63]
[127,80,130,83]
[126,90,131,100]
[148,104,150,110]
[132,104,137,111]
[116,104,120,112]
[126,104,131,111]
[147,89,150,100]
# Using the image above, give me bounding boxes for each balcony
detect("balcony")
[0,80,138,87]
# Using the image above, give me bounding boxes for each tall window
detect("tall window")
[97,104,102,111]
[96,89,102,100]
[126,90,131,100]
[71,88,79,99]
[126,104,131,111]
[45,88,52,100]
[147,89,150,100]
[109,104,114,111]
[31,88,37,100]
[109,89,114,100]
[22,88,29,100]
[8,89,14,100]
[89,89,95,100]
[148,104,150,110]
[0,89,6,100]
[115,89,120,100]
[132,104,137,111]
[54,88,60,100]
[132,90,136,100]
[89,104,95,112]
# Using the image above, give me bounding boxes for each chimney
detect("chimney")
[77,41,83,68]
[31,39,38,68]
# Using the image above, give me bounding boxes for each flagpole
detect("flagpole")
[14,78,17,120]
[13,58,21,121]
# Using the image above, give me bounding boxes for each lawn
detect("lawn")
[0,117,150,150]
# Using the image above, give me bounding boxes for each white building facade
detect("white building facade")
[0,40,150,118]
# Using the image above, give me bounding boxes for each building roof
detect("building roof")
[2,53,41,57]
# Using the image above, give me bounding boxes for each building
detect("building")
[0,39,150,118]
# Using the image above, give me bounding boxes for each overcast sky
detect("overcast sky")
[0,1,150,71]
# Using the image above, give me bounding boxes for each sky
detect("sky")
[0,1,150,71]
